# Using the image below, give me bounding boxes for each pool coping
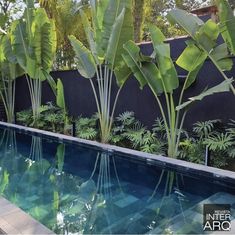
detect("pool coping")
[0,196,55,234]
[1,121,235,184]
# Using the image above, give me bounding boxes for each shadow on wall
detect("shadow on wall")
[15,37,235,129]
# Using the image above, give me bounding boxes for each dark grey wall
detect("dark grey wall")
[15,37,235,128]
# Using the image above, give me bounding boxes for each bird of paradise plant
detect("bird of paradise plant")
[69,0,134,143]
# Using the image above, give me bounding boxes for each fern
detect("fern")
[193,119,220,139]
[142,131,156,145]
[77,127,97,140]
[116,111,135,126]
[153,118,166,137]
[204,133,234,151]
[39,105,51,114]
[227,119,235,137]
[178,138,205,164]
[228,147,235,158]
[108,133,123,144]
[141,140,166,155]
[122,121,147,148]
[75,115,98,140]
[16,109,33,126]
[123,128,146,149]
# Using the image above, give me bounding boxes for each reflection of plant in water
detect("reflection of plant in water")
[56,144,65,173]
[26,136,43,171]
[0,170,9,194]
[147,171,188,233]
[0,129,18,195]
[53,151,124,234]
[0,129,17,155]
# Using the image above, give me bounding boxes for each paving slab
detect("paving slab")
[0,196,55,235]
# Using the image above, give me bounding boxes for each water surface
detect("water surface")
[0,127,234,234]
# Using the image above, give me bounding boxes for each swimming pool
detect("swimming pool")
[0,124,235,234]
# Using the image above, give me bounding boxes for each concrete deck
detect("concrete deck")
[0,197,55,234]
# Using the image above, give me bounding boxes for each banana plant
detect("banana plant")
[215,0,235,56]
[69,0,134,143]
[167,6,235,95]
[56,78,68,131]
[10,0,57,126]
[122,25,232,158]
[0,33,24,123]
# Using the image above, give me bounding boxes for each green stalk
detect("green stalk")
[173,72,194,158]
[107,86,122,137]
[174,110,187,157]
[89,79,101,118]
[0,73,9,121]
[168,93,177,158]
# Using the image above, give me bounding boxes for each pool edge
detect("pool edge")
[1,121,235,183]
[0,196,55,234]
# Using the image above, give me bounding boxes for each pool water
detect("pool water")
[0,127,235,234]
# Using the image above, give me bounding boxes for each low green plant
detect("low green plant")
[16,109,33,126]
[178,138,205,164]
[16,103,68,133]
[121,24,232,159]
[75,114,99,140]
[193,119,221,139]
[69,0,134,143]
[179,119,235,168]
[75,111,167,155]
[75,112,235,166]
[204,133,234,151]
[119,116,167,154]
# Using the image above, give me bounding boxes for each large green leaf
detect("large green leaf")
[114,61,132,87]
[184,63,205,89]
[96,0,109,29]
[101,0,121,52]
[0,39,5,63]
[106,8,125,66]
[79,9,100,63]
[176,43,207,71]
[11,20,28,70]
[69,35,96,79]
[141,62,164,96]
[112,0,134,69]
[0,35,24,80]
[26,55,37,78]
[176,79,233,110]
[102,0,133,62]
[32,8,56,72]
[176,42,207,88]
[2,35,17,64]
[149,25,179,92]
[167,9,203,37]
[122,40,147,89]
[149,24,166,46]
[123,40,163,93]
[56,78,65,111]
[168,10,218,53]
[216,0,235,54]
[210,43,233,71]
[11,7,56,80]
[168,8,234,74]
[195,19,219,52]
